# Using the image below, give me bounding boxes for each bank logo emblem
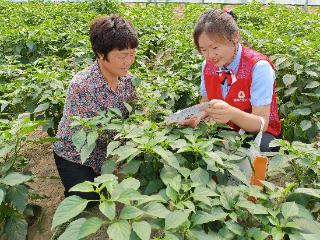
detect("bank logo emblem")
[234,91,247,102]
[238,91,245,99]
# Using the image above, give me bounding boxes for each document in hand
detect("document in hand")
[164,101,212,124]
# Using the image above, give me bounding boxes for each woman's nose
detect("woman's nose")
[206,49,216,60]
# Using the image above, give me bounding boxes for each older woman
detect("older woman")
[53,15,138,203]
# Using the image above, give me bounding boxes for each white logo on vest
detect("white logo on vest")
[234,91,247,102]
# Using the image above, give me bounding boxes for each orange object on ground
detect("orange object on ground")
[250,155,268,186]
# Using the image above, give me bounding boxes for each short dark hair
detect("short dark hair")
[193,9,239,50]
[90,15,138,59]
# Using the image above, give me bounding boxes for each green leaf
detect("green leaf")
[131,76,141,87]
[300,120,312,131]
[0,144,14,158]
[169,139,187,149]
[281,202,299,220]
[87,131,99,146]
[237,200,268,215]
[0,100,9,112]
[69,181,95,192]
[144,179,163,195]
[294,188,320,198]
[106,141,121,157]
[78,217,104,238]
[211,207,229,220]
[137,194,166,206]
[204,151,224,167]
[160,166,178,185]
[225,220,244,236]
[120,160,141,175]
[130,231,140,240]
[127,128,145,139]
[294,218,320,235]
[0,188,5,204]
[300,234,319,240]
[228,165,250,186]
[99,201,116,220]
[52,196,89,229]
[4,216,27,240]
[119,177,140,191]
[58,218,86,240]
[247,227,269,240]
[107,220,131,240]
[153,146,180,170]
[113,145,140,163]
[284,221,300,229]
[169,175,181,192]
[285,87,298,97]
[101,160,117,174]
[80,142,96,163]
[282,74,296,86]
[271,227,285,240]
[268,155,290,175]
[109,107,123,117]
[191,211,220,226]
[143,202,170,218]
[95,174,118,184]
[190,168,209,186]
[1,172,32,186]
[178,167,191,178]
[288,233,305,240]
[166,185,178,201]
[72,129,86,152]
[305,81,320,89]
[114,189,144,204]
[6,185,28,213]
[163,233,180,240]
[124,102,133,113]
[261,181,276,191]
[190,229,221,240]
[26,41,35,51]
[33,102,49,113]
[292,108,311,116]
[194,186,219,197]
[120,206,144,220]
[305,71,318,77]
[275,56,287,67]
[182,200,195,212]
[165,210,190,230]
[132,221,151,240]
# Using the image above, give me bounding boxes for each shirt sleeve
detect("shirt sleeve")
[250,60,275,106]
[200,61,208,97]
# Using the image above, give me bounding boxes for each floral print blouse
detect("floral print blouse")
[53,61,137,173]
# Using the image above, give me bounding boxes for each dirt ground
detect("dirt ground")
[23,131,64,240]
[23,131,108,240]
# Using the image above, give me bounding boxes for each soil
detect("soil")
[24,130,109,240]
[23,131,64,240]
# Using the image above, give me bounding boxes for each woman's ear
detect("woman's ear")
[232,32,240,44]
[97,53,104,60]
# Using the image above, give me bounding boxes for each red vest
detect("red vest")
[204,46,281,137]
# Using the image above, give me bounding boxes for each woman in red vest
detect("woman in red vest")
[183,9,281,152]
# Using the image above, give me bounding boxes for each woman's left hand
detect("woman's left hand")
[205,99,235,124]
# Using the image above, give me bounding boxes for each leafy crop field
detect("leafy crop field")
[0,0,319,239]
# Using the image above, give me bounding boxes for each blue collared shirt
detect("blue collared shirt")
[200,44,275,106]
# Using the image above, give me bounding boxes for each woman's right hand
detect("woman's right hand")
[178,111,207,128]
